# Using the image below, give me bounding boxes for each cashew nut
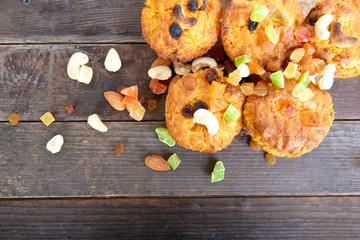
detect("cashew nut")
[67,52,89,80]
[87,114,108,132]
[104,48,122,72]
[315,14,334,40]
[316,64,336,90]
[193,109,219,136]
[46,134,64,154]
[191,57,218,73]
[173,4,197,29]
[330,22,358,47]
[148,66,172,80]
[173,61,191,76]
[77,65,93,84]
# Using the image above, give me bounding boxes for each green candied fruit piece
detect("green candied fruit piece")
[271,10,290,25]
[223,104,240,123]
[167,153,181,170]
[155,127,176,147]
[213,161,225,172]
[211,161,225,183]
[270,70,285,88]
[250,5,270,22]
[298,71,310,87]
[235,54,252,67]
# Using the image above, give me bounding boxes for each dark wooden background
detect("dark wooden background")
[0,0,359,239]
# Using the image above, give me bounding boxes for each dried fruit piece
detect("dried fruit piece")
[250,5,270,22]
[145,154,170,171]
[235,54,252,67]
[289,48,305,63]
[195,101,208,110]
[270,71,285,88]
[63,102,75,114]
[117,85,127,94]
[283,62,298,79]
[121,86,138,98]
[271,10,290,25]
[46,135,64,154]
[265,153,276,165]
[253,81,268,96]
[87,114,108,132]
[115,142,124,156]
[40,112,55,127]
[294,27,311,42]
[155,127,176,147]
[223,104,240,123]
[300,110,320,126]
[148,99,157,111]
[240,82,254,96]
[182,104,195,118]
[104,91,126,111]
[298,71,310,87]
[247,60,265,75]
[193,109,219,136]
[77,65,93,84]
[126,100,146,121]
[122,96,137,106]
[280,100,298,118]
[249,140,261,152]
[138,95,146,104]
[297,88,314,102]
[104,48,122,72]
[266,60,281,72]
[311,58,326,73]
[210,81,226,98]
[149,79,168,95]
[183,75,198,90]
[224,60,237,74]
[292,83,306,97]
[8,112,20,126]
[303,43,316,56]
[300,64,316,75]
[207,68,219,82]
[209,98,227,112]
[248,19,258,31]
[151,57,171,68]
[167,153,181,170]
[265,25,279,44]
[170,22,182,39]
[211,161,225,183]
[67,52,89,80]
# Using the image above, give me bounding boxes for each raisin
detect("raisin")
[195,101,208,110]
[207,68,218,82]
[8,112,20,126]
[170,22,182,39]
[138,95,145,104]
[188,0,198,12]
[63,102,75,114]
[248,19,258,31]
[182,104,195,118]
[115,142,124,156]
[199,0,208,10]
[148,99,157,111]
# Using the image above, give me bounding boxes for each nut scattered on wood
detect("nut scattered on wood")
[249,140,262,152]
[63,102,75,115]
[87,114,108,132]
[8,112,20,126]
[104,91,126,111]
[115,142,124,156]
[148,66,172,80]
[145,154,171,171]
[77,65,93,84]
[151,57,171,68]
[265,153,276,165]
[104,48,122,72]
[46,135,64,154]
[67,52,89,80]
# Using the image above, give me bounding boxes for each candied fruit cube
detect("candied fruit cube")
[247,60,265,75]
[297,88,314,102]
[298,71,310,87]
[223,104,240,123]
[209,98,228,112]
[167,153,181,170]
[292,83,307,97]
[253,81,268,96]
[240,82,254,96]
[8,112,20,126]
[300,64,316,75]
[271,10,290,25]
[283,62,298,79]
[270,70,285,88]
[210,81,226,98]
[303,42,316,56]
[294,70,302,80]
[250,5,270,22]
[211,161,225,183]
[265,25,279,44]
[40,112,55,127]
[150,78,167,95]
[294,27,311,42]
[280,26,294,43]
[226,73,242,86]
[122,95,137,106]
[121,85,138,98]
[290,48,305,63]
[235,54,252,67]
[155,127,176,147]
[311,58,326,73]
[300,110,320,126]
[126,100,145,121]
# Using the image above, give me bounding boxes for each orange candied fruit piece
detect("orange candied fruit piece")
[300,64,316,75]
[300,110,320,126]
[121,85,138,98]
[289,48,305,63]
[149,78,167,95]
[247,60,265,75]
[302,43,316,56]
[210,81,226,98]
[209,98,228,112]
[126,99,146,121]
[122,95,137,106]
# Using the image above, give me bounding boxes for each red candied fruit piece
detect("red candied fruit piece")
[280,26,294,43]
[294,27,311,43]
[121,85,138,98]
[122,95,137,106]
[149,79,167,95]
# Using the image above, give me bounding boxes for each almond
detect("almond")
[145,154,170,171]
[104,91,126,111]
[151,57,171,68]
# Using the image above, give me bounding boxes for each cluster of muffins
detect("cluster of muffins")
[141,0,359,158]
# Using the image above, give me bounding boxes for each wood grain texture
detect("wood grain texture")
[1,197,360,239]
[0,121,359,198]
[0,44,359,122]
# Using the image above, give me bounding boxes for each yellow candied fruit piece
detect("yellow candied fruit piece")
[40,112,55,126]
[240,82,254,96]
[289,48,305,63]
[265,25,279,44]
[292,83,306,97]
[283,62,298,79]
[311,58,326,73]
[210,81,227,98]
[226,74,242,86]
[297,88,314,102]
[126,99,146,121]
[294,70,302,80]
[209,98,228,112]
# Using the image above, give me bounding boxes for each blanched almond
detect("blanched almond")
[104,48,122,72]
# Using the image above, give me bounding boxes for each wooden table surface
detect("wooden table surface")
[0,0,359,239]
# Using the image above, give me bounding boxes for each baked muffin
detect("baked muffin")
[244,79,334,158]
[165,68,246,152]
[304,0,360,78]
[221,0,303,71]
[141,0,223,62]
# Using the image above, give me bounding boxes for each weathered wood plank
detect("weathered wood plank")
[0,44,359,121]
[0,0,145,43]
[0,121,359,198]
[1,197,360,239]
